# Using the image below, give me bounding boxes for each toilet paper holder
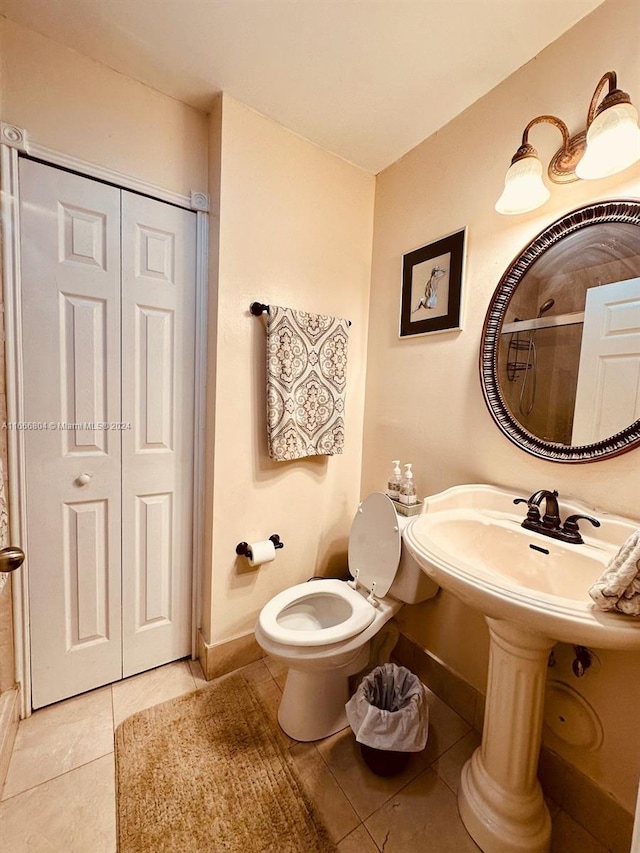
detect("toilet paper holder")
[236,534,284,558]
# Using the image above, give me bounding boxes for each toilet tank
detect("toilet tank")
[389,514,439,604]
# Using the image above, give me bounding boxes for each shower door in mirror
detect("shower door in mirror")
[19,159,195,708]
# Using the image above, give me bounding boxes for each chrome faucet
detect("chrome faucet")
[513,489,600,544]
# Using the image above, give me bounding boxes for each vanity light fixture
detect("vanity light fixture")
[495,71,640,215]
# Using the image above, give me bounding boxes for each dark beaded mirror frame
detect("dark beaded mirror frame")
[480,199,640,463]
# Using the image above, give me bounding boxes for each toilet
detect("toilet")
[254,492,439,741]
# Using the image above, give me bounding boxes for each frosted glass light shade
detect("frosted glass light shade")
[576,102,640,179]
[495,155,550,215]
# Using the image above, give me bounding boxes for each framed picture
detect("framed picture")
[399,228,466,337]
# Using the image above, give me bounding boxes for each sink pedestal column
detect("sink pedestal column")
[458,618,554,853]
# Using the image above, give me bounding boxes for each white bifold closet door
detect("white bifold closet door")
[19,159,196,709]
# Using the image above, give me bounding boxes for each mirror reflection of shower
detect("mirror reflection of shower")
[507,299,555,415]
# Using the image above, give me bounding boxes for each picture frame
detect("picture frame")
[399,228,466,338]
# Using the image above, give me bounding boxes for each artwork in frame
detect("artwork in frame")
[399,228,466,337]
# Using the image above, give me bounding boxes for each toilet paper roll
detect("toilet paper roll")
[247,539,276,567]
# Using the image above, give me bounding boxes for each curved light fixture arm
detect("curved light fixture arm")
[510,115,581,185]
[512,114,571,164]
[588,71,617,125]
[586,70,632,126]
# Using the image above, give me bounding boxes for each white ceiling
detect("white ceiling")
[0,0,605,173]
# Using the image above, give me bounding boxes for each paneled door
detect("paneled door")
[120,190,195,677]
[19,159,196,709]
[571,277,640,445]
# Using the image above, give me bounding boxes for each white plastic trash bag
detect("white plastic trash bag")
[345,663,429,752]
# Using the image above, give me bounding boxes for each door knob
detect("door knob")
[75,473,92,486]
[0,546,25,573]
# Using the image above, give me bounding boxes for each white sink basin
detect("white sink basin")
[403,484,640,853]
[403,483,640,650]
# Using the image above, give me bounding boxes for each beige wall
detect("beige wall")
[0,17,208,195]
[363,0,639,810]
[201,94,375,645]
[200,95,223,652]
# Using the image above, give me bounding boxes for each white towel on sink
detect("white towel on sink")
[589,529,640,616]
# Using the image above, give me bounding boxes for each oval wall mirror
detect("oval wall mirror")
[480,199,640,463]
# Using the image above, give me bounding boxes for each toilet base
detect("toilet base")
[278,647,369,741]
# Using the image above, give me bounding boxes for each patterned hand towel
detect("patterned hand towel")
[589,529,640,616]
[266,305,349,461]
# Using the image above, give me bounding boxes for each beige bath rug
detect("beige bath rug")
[115,672,336,853]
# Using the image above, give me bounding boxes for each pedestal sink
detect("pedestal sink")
[402,484,640,853]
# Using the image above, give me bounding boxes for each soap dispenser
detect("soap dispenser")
[399,463,417,505]
[387,460,402,501]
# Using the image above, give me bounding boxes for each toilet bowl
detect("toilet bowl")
[255,492,439,741]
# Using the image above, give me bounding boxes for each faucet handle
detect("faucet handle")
[564,514,600,529]
[562,514,601,544]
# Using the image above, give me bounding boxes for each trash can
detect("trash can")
[345,663,429,777]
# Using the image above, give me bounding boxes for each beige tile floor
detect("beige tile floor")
[0,657,611,852]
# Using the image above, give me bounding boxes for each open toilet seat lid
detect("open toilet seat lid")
[258,578,376,647]
[348,492,401,598]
